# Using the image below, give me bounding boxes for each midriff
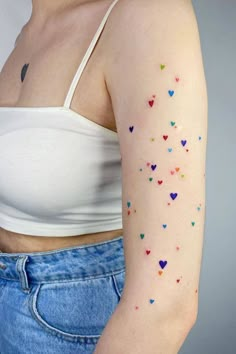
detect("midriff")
[0,227,123,253]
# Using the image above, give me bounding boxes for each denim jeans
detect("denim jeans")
[0,236,125,354]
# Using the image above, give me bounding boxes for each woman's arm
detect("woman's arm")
[94,0,208,352]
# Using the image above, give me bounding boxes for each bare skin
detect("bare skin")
[0,0,123,253]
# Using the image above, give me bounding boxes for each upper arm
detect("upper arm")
[105,0,208,321]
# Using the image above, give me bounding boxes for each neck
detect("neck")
[30,0,97,25]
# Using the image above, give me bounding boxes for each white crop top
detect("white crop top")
[0,0,122,237]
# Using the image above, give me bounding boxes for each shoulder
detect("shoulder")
[104,0,207,136]
[106,0,200,64]
[105,0,203,85]
[108,0,197,34]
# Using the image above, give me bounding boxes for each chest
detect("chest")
[0,12,116,131]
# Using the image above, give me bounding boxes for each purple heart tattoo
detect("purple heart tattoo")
[170,193,178,200]
[151,164,157,171]
[159,260,168,269]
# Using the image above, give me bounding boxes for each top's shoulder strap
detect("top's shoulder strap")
[63,0,120,109]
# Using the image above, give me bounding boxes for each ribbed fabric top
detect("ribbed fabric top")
[0,0,122,237]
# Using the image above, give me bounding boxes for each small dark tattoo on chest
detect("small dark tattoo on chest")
[21,63,30,82]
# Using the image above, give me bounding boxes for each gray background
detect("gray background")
[0,1,235,353]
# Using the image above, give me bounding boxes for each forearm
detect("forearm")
[93,298,194,354]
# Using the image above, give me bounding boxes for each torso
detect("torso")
[0,0,123,253]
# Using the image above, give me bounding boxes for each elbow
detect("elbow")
[163,294,199,334]
[157,297,198,352]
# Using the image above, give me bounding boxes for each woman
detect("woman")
[0,0,208,353]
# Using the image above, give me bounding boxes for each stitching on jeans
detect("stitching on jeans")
[111,274,122,299]
[0,268,125,284]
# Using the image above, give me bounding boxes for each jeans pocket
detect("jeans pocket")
[28,275,121,345]
[111,268,126,301]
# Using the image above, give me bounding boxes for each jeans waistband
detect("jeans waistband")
[0,236,125,293]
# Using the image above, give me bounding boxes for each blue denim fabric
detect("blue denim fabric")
[0,236,125,354]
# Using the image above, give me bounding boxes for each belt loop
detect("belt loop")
[16,256,31,293]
